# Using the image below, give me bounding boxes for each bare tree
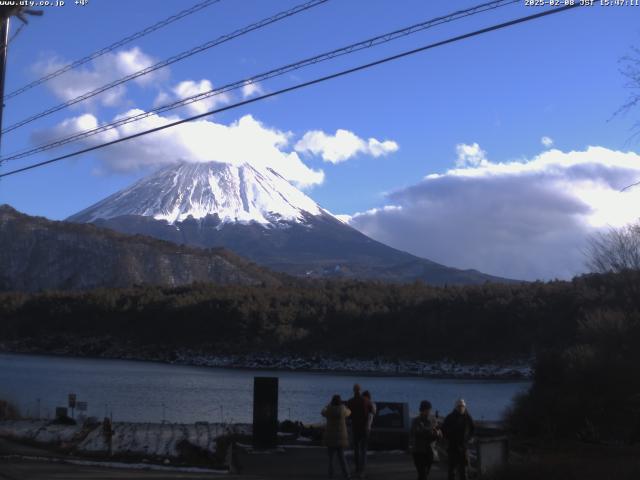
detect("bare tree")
[586,221,640,273]
[616,48,640,191]
[617,46,640,120]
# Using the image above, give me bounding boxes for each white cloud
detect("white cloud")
[33,47,159,107]
[368,138,399,157]
[35,112,324,189]
[346,146,640,281]
[153,91,172,107]
[241,81,264,99]
[334,214,353,224]
[295,129,398,163]
[455,142,487,167]
[154,79,231,116]
[541,136,554,148]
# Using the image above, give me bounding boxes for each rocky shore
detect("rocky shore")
[0,339,532,379]
[172,351,532,379]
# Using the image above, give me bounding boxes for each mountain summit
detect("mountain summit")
[69,161,513,285]
[68,162,326,225]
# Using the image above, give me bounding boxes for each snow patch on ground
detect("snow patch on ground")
[79,422,230,457]
[0,420,249,459]
[0,420,82,444]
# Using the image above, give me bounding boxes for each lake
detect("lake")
[0,353,530,424]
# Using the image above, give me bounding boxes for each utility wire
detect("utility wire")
[621,181,640,192]
[0,21,25,51]
[0,4,581,179]
[2,0,223,101]
[8,22,24,45]
[0,0,519,163]
[0,0,329,135]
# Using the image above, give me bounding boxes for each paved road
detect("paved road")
[238,446,447,479]
[0,460,225,480]
[0,438,218,480]
[0,439,448,480]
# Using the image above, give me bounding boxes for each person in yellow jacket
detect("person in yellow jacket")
[322,395,352,479]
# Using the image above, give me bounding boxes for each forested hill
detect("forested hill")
[1,271,638,362]
[0,205,282,291]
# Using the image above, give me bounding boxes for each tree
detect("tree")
[618,46,640,121]
[617,47,640,191]
[586,221,640,273]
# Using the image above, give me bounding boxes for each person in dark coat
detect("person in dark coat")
[322,394,352,479]
[346,384,374,478]
[410,400,442,480]
[442,399,475,480]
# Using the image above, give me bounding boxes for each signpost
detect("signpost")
[369,401,410,450]
[68,393,77,418]
[372,402,410,430]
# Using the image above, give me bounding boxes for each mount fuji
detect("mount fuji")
[70,162,326,226]
[68,161,509,284]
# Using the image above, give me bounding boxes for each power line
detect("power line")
[0,4,581,180]
[7,22,24,45]
[1,0,329,136]
[0,9,43,156]
[621,181,640,192]
[0,22,26,52]
[1,0,518,162]
[1,0,520,164]
[2,0,223,102]
[0,16,9,155]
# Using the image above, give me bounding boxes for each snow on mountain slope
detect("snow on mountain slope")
[66,161,515,285]
[68,162,326,225]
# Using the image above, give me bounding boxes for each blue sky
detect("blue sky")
[0,0,639,279]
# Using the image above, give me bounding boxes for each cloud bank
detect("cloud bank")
[346,146,640,281]
[153,79,231,115]
[35,112,325,189]
[30,43,400,192]
[295,129,398,163]
[455,142,487,167]
[241,81,264,99]
[33,47,160,107]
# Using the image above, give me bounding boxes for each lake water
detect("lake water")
[0,353,530,424]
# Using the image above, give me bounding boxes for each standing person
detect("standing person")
[346,384,373,478]
[361,390,377,434]
[322,395,352,480]
[410,400,442,480]
[442,399,475,480]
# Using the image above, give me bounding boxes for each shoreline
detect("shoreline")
[0,347,533,381]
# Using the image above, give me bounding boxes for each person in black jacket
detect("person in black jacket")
[442,399,475,480]
[410,400,442,480]
[346,384,373,478]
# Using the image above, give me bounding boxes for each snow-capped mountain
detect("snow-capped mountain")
[69,162,326,225]
[68,161,513,285]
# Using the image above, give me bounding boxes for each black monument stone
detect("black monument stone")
[252,377,279,448]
